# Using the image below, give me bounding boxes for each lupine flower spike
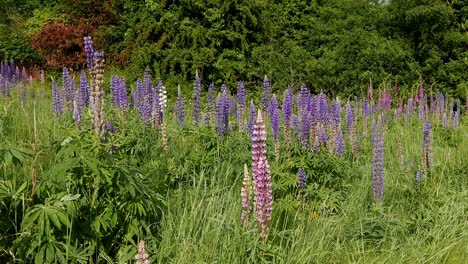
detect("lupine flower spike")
[252,110,273,240]
[371,116,384,205]
[135,240,150,264]
[297,168,307,201]
[241,164,253,226]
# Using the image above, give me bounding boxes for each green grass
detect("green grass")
[1,85,467,263]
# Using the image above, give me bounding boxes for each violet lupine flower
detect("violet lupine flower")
[52,79,63,117]
[318,123,328,146]
[371,117,384,205]
[176,85,185,127]
[329,99,342,128]
[251,110,273,239]
[297,168,307,200]
[79,71,89,105]
[62,67,74,108]
[241,164,253,225]
[248,100,256,137]
[207,83,216,125]
[300,109,309,148]
[237,81,246,129]
[135,240,150,264]
[362,97,369,118]
[335,126,345,156]
[83,36,95,69]
[262,75,270,114]
[422,120,433,171]
[193,70,202,126]
[298,84,309,112]
[292,114,300,139]
[110,75,120,107]
[271,96,281,160]
[418,81,425,104]
[416,170,422,185]
[270,94,278,119]
[317,92,328,124]
[216,93,226,137]
[135,78,145,119]
[118,78,128,111]
[282,87,294,131]
[73,82,84,124]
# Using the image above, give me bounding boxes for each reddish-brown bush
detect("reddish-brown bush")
[30,19,96,69]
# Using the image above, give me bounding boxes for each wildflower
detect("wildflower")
[193,70,201,126]
[135,240,150,264]
[252,110,273,239]
[241,164,253,225]
[371,116,384,205]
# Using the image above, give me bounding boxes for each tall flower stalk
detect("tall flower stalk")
[241,164,253,226]
[193,70,202,126]
[371,116,384,205]
[251,110,273,239]
[92,51,105,136]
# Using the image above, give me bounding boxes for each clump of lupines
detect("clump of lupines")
[135,240,150,264]
[192,70,202,126]
[241,164,253,226]
[216,91,229,137]
[251,110,273,239]
[297,168,307,200]
[51,79,63,117]
[237,81,246,131]
[262,75,271,115]
[421,120,433,172]
[371,116,385,205]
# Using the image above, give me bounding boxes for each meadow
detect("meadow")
[1,45,467,263]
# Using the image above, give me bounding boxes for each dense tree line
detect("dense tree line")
[1,0,467,96]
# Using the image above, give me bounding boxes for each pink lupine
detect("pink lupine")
[241,164,253,226]
[135,240,150,264]
[251,110,273,239]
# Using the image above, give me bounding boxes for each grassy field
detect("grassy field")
[1,80,467,263]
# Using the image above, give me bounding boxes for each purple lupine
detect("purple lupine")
[282,86,294,130]
[216,93,226,137]
[271,96,281,160]
[207,83,216,125]
[262,75,271,114]
[248,100,256,137]
[110,75,120,107]
[176,85,185,127]
[422,120,433,171]
[318,123,328,146]
[317,92,328,124]
[237,81,246,129]
[251,110,273,239]
[418,81,425,104]
[298,84,309,112]
[73,81,84,124]
[297,168,307,190]
[362,97,369,118]
[297,168,307,200]
[241,164,253,225]
[52,79,63,117]
[300,108,309,148]
[292,114,300,139]
[416,170,422,185]
[62,67,74,108]
[329,99,342,127]
[135,78,144,118]
[79,71,89,105]
[118,77,128,111]
[371,117,384,205]
[222,90,230,131]
[83,36,95,69]
[135,240,150,264]
[193,70,202,126]
[335,126,345,156]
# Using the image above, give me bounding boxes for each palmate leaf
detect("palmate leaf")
[0,147,33,167]
[22,204,70,237]
[0,179,27,202]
